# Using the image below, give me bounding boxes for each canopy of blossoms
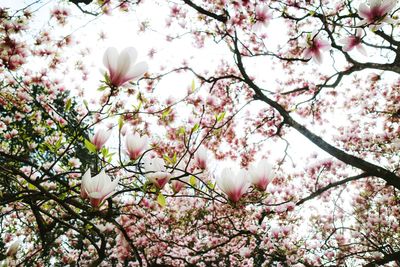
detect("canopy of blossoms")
[0,0,399,266]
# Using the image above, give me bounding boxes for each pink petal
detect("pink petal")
[303,48,313,60]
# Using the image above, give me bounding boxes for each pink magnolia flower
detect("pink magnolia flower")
[81,169,119,207]
[103,47,148,87]
[249,159,274,191]
[125,132,148,161]
[358,0,396,29]
[303,34,331,64]
[253,6,272,31]
[144,157,171,189]
[217,168,249,202]
[90,128,111,150]
[339,29,367,55]
[194,146,208,170]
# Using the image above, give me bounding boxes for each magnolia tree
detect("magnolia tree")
[1,0,400,266]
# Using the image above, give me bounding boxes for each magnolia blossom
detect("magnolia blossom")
[358,0,396,30]
[6,240,20,257]
[171,161,188,193]
[81,169,119,207]
[103,47,148,87]
[90,128,111,150]
[144,157,171,189]
[303,34,331,64]
[253,6,272,31]
[194,146,208,170]
[249,159,274,191]
[339,29,367,55]
[217,168,249,202]
[125,132,148,160]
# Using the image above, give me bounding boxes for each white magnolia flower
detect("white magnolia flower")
[103,47,148,87]
[194,146,208,170]
[126,132,148,160]
[81,169,119,207]
[249,159,274,191]
[358,0,396,30]
[144,157,171,189]
[90,128,111,150]
[6,240,20,257]
[217,168,249,202]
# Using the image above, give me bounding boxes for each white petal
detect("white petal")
[356,44,368,56]
[102,176,119,196]
[103,47,118,73]
[93,170,108,193]
[381,0,396,13]
[358,3,372,20]
[82,169,91,188]
[369,0,381,9]
[356,28,364,38]
[123,61,148,82]
[117,47,138,77]
[217,168,235,193]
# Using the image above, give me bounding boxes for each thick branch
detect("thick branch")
[364,251,400,267]
[232,32,400,190]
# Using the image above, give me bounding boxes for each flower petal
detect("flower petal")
[101,176,120,197]
[117,47,138,77]
[380,0,396,14]
[121,61,148,84]
[93,169,108,193]
[369,0,381,9]
[103,47,118,73]
[358,3,371,20]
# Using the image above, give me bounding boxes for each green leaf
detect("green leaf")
[207,181,215,190]
[172,152,177,164]
[97,85,108,92]
[65,98,72,111]
[216,112,226,122]
[28,183,36,190]
[104,72,110,84]
[189,176,197,187]
[163,154,172,165]
[84,139,97,153]
[101,147,109,157]
[157,193,166,207]
[118,116,124,130]
[54,137,62,150]
[136,101,142,111]
[162,108,171,119]
[191,79,196,92]
[192,123,199,133]
[177,126,185,136]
